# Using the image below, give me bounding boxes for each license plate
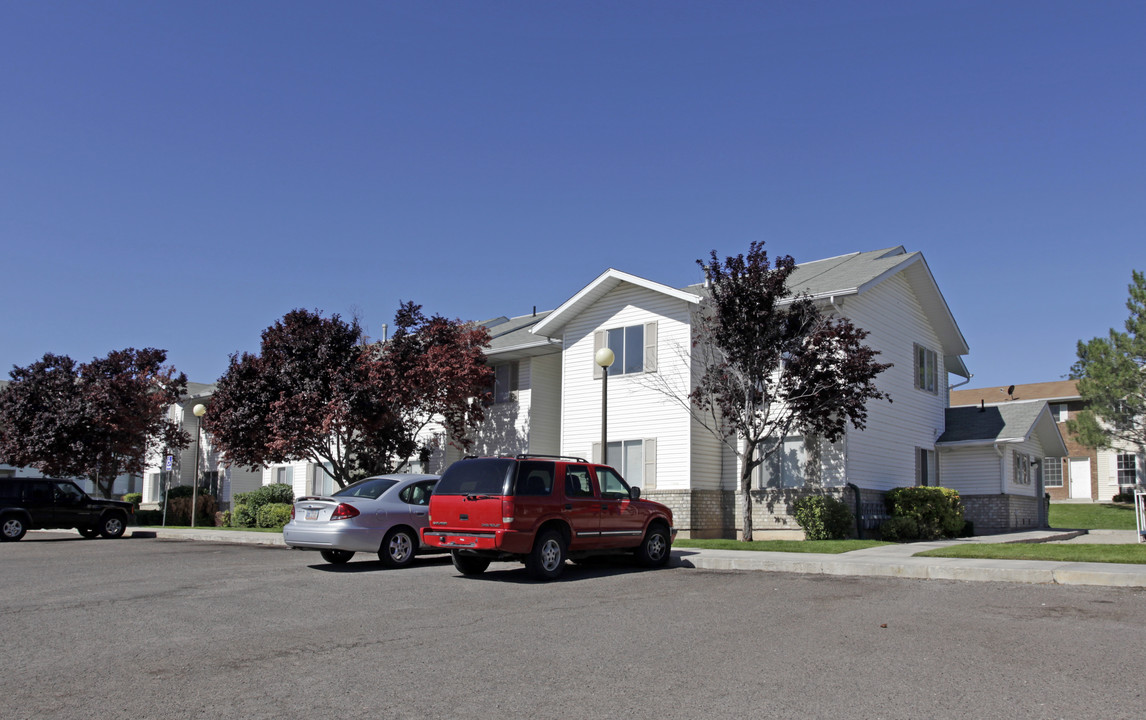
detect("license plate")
[305,510,318,521]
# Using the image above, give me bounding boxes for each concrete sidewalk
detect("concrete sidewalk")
[120,526,1146,588]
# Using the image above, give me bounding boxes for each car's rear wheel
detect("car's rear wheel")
[451,552,491,576]
[635,524,671,567]
[320,549,355,564]
[100,514,127,539]
[379,528,416,568]
[526,529,567,581]
[1,515,27,542]
[78,526,100,539]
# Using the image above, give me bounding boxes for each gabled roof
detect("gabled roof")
[950,380,1080,407]
[481,311,562,360]
[532,269,703,338]
[937,400,1068,455]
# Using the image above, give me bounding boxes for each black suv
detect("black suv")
[0,478,134,541]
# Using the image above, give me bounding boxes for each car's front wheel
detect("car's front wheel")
[379,528,416,568]
[320,549,355,564]
[635,524,671,567]
[100,514,127,539]
[526,529,567,581]
[451,552,491,576]
[1,515,27,542]
[78,526,100,539]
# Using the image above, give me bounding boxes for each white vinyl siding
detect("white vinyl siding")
[563,283,692,491]
[937,446,1000,495]
[834,273,949,491]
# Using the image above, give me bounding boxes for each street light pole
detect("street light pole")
[191,403,207,528]
[595,348,615,465]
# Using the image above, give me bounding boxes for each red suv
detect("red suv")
[422,455,675,580]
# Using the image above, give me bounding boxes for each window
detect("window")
[758,437,806,489]
[1013,453,1032,485]
[398,480,436,506]
[514,461,554,496]
[594,323,657,378]
[311,463,335,496]
[916,448,936,487]
[599,438,658,490]
[914,344,938,394]
[1044,457,1064,487]
[275,466,293,486]
[492,362,519,403]
[596,466,632,499]
[200,471,220,496]
[1117,454,1139,486]
[564,465,594,497]
[1049,403,1069,423]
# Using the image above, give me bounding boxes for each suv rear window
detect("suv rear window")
[435,458,516,496]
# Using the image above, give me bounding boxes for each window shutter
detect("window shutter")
[591,442,602,464]
[913,343,921,390]
[644,322,658,373]
[593,330,605,380]
[510,361,520,393]
[643,438,657,490]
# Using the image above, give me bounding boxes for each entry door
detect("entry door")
[1069,458,1092,499]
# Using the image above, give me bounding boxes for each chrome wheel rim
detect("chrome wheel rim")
[2,519,22,538]
[647,533,667,561]
[540,538,562,571]
[389,533,412,562]
[104,518,123,536]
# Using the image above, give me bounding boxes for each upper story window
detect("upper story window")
[1049,403,1069,423]
[492,361,519,403]
[594,322,658,378]
[914,343,938,394]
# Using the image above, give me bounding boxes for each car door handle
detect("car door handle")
[600,504,608,512]
[414,511,426,516]
[565,504,573,510]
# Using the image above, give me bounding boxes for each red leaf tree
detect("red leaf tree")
[692,242,892,540]
[0,349,190,498]
[204,306,493,490]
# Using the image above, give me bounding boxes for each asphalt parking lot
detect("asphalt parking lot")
[4,533,1145,719]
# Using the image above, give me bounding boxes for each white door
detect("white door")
[1069,458,1091,499]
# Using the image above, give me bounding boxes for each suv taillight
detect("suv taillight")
[330,503,360,521]
[502,498,515,526]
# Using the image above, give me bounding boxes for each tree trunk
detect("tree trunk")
[740,470,754,542]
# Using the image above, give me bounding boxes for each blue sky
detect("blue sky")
[2,1,1143,392]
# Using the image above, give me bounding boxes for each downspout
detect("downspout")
[847,482,863,540]
[994,442,1006,495]
[949,372,973,391]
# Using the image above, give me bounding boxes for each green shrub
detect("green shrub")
[135,509,163,526]
[234,483,294,512]
[218,510,231,527]
[165,495,218,526]
[163,485,195,501]
[122,493,143,506]
[792,495,854,540]
[884,486,965,540]
[879,515,920,542]
[256,503,293,530]
[1113,491,1134,503]
[231,504,257,528]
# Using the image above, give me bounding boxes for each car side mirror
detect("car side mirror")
[631,487,641,500]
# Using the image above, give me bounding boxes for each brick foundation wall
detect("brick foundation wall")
[961,494,1046,532]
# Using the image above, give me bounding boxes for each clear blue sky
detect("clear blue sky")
[2,1,1143,392]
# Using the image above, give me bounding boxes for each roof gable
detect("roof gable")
[532,269,702,338]
[937,400,1068,455]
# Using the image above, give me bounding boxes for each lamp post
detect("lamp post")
[595,347,615,464]
[191,403,207,528]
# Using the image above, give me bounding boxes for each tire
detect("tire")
[1,515,27,542]
[100,514,127,539]
[635,524,671,568]
[526,529,567,581]
[78,527,100,539]
[451,552,491,576]
[379,527,416,568]
[320,549,355,565]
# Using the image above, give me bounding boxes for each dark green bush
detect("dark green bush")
[122,493,143,506]
[256,503,293,530]
[792,494,854,540]
[879,515,919,542]
[135,509,163,526]
[165,495,218,526]
[884,486,965,541]
[1113,491,1134,503]
[163,485,195,501]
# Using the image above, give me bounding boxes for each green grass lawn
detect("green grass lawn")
[1048,502,1139,530]
[917,542,1146,565]
[674,538,890,554]
[134,524,283,533]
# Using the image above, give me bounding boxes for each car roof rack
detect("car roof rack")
[515,453,589,463]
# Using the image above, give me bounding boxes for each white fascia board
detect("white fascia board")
[936,437,1026,449]
[531,268,702,338]
[485,339,562,358]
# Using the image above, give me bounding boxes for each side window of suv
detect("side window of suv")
[596,467,632,500]
[514,461,555,496]
[563,465,594,498]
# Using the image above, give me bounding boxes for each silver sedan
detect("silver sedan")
[282,474,440,567]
